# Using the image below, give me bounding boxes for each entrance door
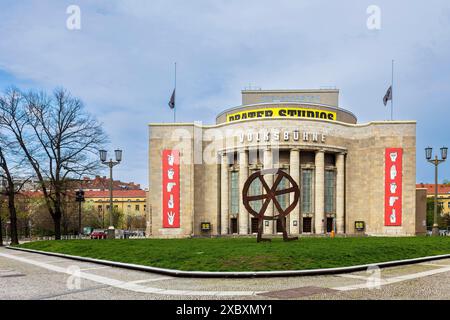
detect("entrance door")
[230,218,238,234]
[303,217,312,233]
[251,218,259,234]
[326,218,334,233]
[276,217,287,233]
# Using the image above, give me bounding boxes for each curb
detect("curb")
[6,246,450,278]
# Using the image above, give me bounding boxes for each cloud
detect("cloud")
[0,0,450,186]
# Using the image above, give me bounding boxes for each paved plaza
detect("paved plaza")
[1,247,450,300]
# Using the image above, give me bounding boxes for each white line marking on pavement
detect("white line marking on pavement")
[420,263,450,268]
[0,251,261,297]
[334,265,450,291]
[336,274,370,280]
[42,259,73,264]
[80,266,111,271]
[129,277,173,284]
[4,251,29,255]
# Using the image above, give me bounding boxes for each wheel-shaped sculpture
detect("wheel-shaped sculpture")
[242,168,300,242]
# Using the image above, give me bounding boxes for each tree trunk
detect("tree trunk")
[26,219,30,239]
[53,190,63,240]
[54,214,62,240]
[8,191,19,245]
[61,210,68,235]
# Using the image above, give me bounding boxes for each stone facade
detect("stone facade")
[148,90,419,237]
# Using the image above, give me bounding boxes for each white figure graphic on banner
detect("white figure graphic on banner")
[389,196,398,207]
[168,194,174,209]
[167,182,176,192]
[390,182,397,194]
[167,212,175,226]
[168,154,175,166]
[168,168,175,180]
[389,152,398,162]
[390,208,397,224]
[390,165,397,180]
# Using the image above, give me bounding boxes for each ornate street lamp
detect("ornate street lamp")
[114,149,123,162]
[425,146,447,236]
[441,147,448,160]
[99,150,107,163]
[425,146,432,160]
[99,149,122,238]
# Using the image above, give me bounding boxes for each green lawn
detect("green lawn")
[17,237,450,272]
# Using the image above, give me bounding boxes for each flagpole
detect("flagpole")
[391,59,394,121]
[174,62,177,123]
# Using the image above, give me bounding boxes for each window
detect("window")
[276,170,290,212]
[249,173,263,212]
[325,170,336,214]
[301,169,313,213]
[230,171,239,214]
[97,205,102,212]
[135,205,140,211]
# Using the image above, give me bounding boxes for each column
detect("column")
[239,150,249,234]
[220,153,229,235]
[289,148,300,234]
[314,150,325,234]
[263,148,274,234]
[336,153,345,234]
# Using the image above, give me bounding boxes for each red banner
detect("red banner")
[162,150,180,228]
[385,148,402,226]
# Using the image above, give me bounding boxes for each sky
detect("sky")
[0,0,450,188]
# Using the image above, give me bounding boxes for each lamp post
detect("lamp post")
[99,149,122,238]
[5,220,10,245]
[425,146,448,236]
[75,189,85,237]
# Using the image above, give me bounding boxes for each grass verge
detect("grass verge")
[17,237,450,272]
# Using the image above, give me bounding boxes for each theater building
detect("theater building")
[148,89,425,238]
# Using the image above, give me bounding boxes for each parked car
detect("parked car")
[83,226,94,236]
[90,229,107,239]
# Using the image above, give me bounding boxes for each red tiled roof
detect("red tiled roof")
[84,190,147,198]
[80,176,141,191]
[416,183,450,195]
[16,189,147,199]
[18,191,44,198]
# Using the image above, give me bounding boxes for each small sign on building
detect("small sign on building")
[201,222,211,231]
[355,221,365,232]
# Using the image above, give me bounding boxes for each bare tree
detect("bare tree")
[0,147,20,245]
[0,87,108,239]
[0,107,33,245]
[0,195,3,246]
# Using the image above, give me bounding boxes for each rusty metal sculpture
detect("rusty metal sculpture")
[242,168,300,242]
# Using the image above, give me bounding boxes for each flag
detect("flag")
[168,89,175,109]
[383,86,392,106]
